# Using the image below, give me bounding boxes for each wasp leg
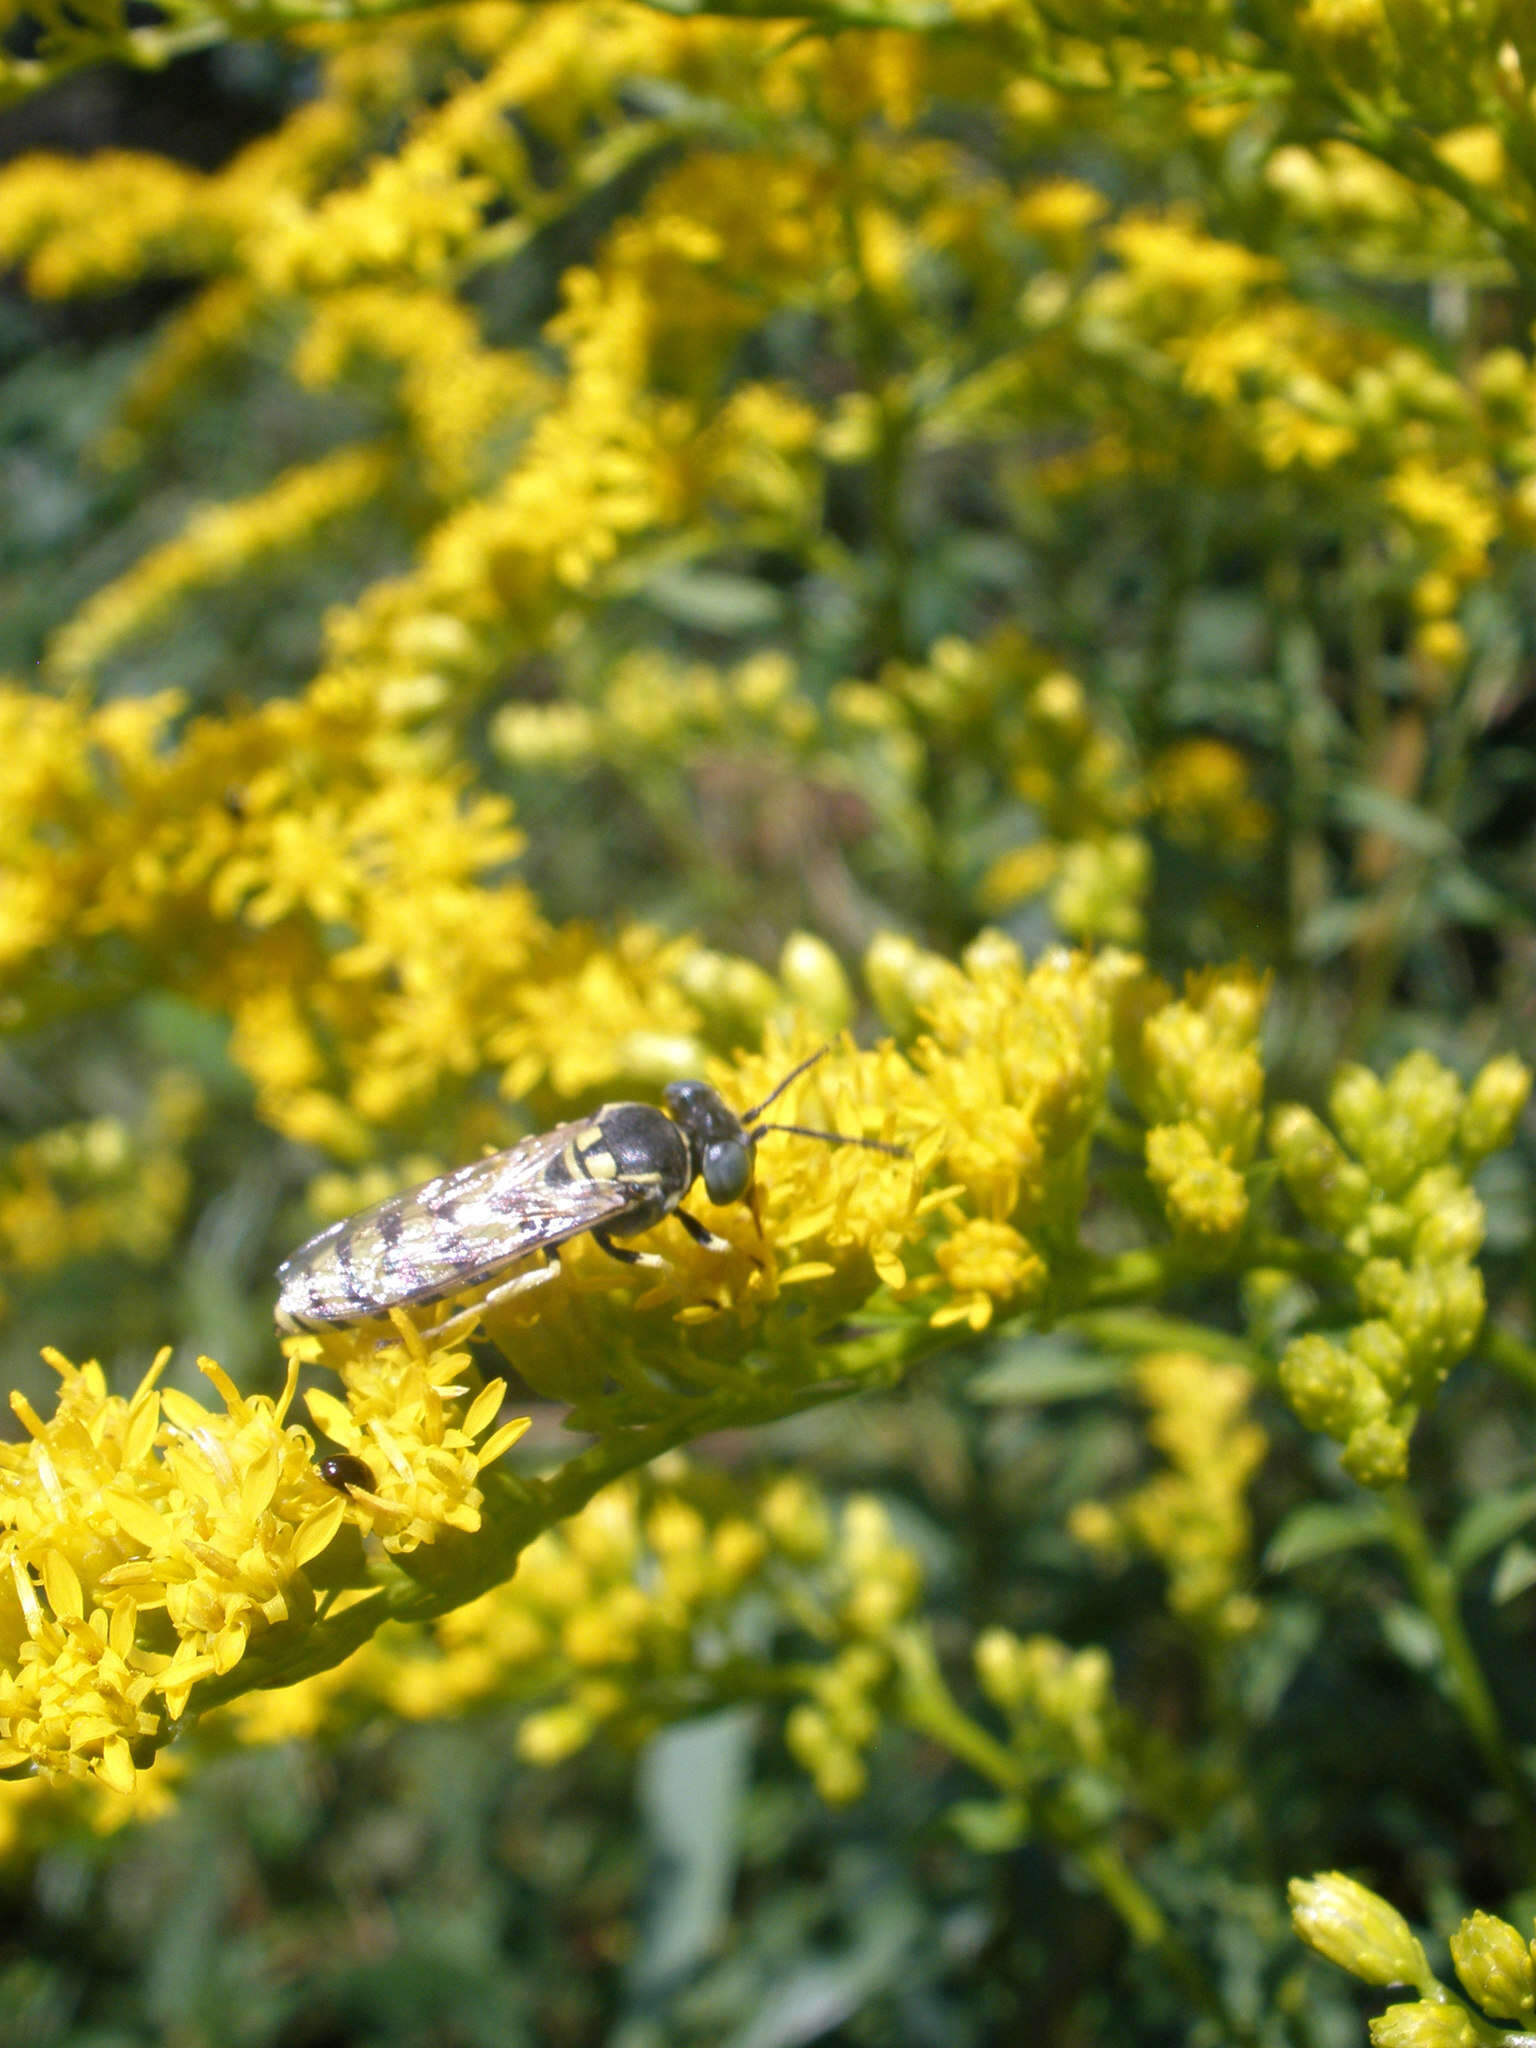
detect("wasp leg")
[592,1230,669,1270]
[419,1255,563,1345]
[674,1208,731,1252]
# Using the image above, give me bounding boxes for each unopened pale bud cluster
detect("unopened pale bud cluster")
[1369,2002,1480,2048]
[1292,1857,1506,2042]
[974,660,1151,944]
[1272,1050,1528,1484]
[786,1641,892,1806]
[1117,966,1268,1257]
[975,1629,1115,1768]
[505,1479,927,1804]
[1449,1909,1536,2022]
[1289,1871,1431,1989]
[1070,1354,1265,1636]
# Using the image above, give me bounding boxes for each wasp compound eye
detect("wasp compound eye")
[701,1135,754,1206]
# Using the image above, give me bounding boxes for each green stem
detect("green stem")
[891,1628,1260,2047]
[1385,1487,1536,1874]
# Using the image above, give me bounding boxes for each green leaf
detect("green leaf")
[966,1344,1125,1405]
[642,566,785,632]
[1489,1541,1536,1607]
[1332,785,1459,858]
[1294,897,1376,961]
[724,1889,925,2048]
[1263,1501,1392,1574]
[948,1797,1031,1853]
[1379,1601,1440,1673]
[631,1710,756,1997]
[1446,1484,1536,1580]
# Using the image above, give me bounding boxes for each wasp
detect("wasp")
[276,1047,901,1338]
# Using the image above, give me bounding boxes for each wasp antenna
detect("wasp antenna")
[741,1044,833,1125]
[750,1121,906,1158]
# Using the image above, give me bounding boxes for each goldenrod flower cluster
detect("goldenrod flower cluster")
[974,1630,1118,1777]
[496,632,1185,949]
[1291,1872,1536,2046]
[0,1340,526,1791]
[974,663,1150,945]
[1271,1050,1530,1486]
[217,1468,919,1808]
[0,1074,201,1307]
[0,934,1297,1797]
[1148,739,1273,855]
[305,934,1180,1434]
[0,2,1522,1014]
[1070,1352,1267,1638]
[1020,199,1536,672]
[0,673,713,1174]
[0,10,1532,2034]
[4,0,1521,839]
[1118,965,1268,1260]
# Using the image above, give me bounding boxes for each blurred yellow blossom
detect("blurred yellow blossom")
[1071,1352,1266,1636]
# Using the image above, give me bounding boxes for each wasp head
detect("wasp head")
[664,1080,756,1205]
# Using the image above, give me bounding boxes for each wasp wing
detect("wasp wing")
[276,1120,638,1327]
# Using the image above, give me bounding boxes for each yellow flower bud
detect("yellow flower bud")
[1270,1104,1371,1233]
[778,932,854,1034]
[712,1518,769,1586]
[1337,1053,1464,1195]
[646,1497,708,1558]
[1343,1417,1411,1489]
[1448,1910,1536,2021]
[1030,670,1089,739]
[1369,2001,1479,2048]
[1358,1258,1484,1389]
[516,1704,593,1766]
[760,1476,831,1562]
[843,1575,911,1637]
[813,1743,868,1806]
[673,949,779,1036]
[862,932,952,1038]
[1289,1872,1430,1988]
[1409,1179,1484,1267]
[1459,1056,1531,1163]
[1413,618,1467,675]
[1145,1121,1248,1255]
[1348,1319,1410,1402]
[1279,1334,1380,1437]
[1329,1065,1386,1166]
[786,1701,833,1771]
[975,1626,1029,1712]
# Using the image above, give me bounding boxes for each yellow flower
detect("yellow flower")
[1150,739,1273,851]
[48,445,396,681]
[302,1313,531,1553]
[0,1326,526,1790]
[0,1350,333,1786]
[1071,1353,1266,1635]
[933,1218,1046,1329]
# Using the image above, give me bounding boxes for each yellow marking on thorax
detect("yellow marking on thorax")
[573,1127,618,1180]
